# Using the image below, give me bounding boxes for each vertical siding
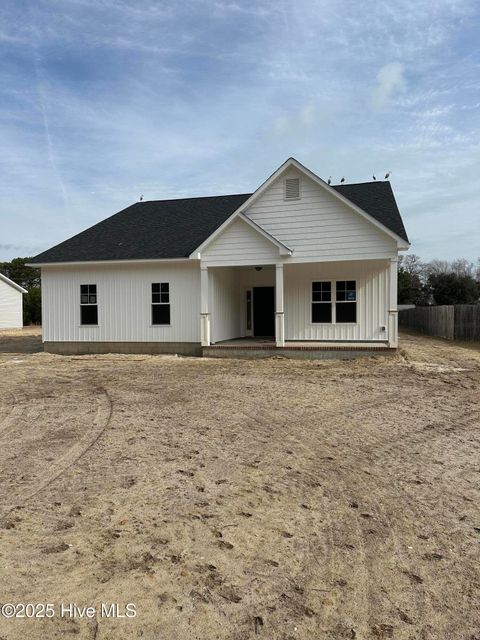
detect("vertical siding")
[202,217,280,266]
[0,279,23,328]
[41,262,201,342]
[246,167,397,262]
[284,260,389,341]
[210,268,241,342]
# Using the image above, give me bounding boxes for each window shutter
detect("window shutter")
[285,178,300,200]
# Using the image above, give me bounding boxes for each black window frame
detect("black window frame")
[151,282,171,325]
[80,284,98,326]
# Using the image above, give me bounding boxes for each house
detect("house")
[28,158,409,357]
[0,273,27,329]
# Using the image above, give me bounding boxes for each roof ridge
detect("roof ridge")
[139,192,253,204]
[334,181,390,187]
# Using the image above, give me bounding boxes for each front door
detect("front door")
[253,287,275,337]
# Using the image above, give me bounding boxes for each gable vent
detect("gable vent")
[284,177,300,200]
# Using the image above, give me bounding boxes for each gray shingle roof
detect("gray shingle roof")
[333,181,408,243]
[30,182,407,264]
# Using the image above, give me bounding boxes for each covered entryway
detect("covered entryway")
[253,286,275,337]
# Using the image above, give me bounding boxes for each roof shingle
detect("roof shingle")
[30,182,407,264]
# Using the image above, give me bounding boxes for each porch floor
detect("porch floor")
[207,337,391,351]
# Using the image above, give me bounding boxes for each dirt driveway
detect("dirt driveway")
[0,330,479,640]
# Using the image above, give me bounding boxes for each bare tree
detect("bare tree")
[425,259,451,276]
[450,258,474,278]
[399,254,425,276]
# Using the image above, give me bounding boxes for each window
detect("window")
[311,280,357,324]
[152,283,170,325]
[284,177,300,200]
[80,284,98,325]
[336,281,356,323]
[312,281,332,323]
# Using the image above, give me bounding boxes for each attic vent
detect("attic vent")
[284,177,300,200]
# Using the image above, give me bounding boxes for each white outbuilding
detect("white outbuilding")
[0,273,27,329]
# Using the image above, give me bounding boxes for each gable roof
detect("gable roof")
[333,181,408,244]
[190,211,293,258]
[29,194,251,264]
[29,167,408,265]
[229,157,409,247]
[0,272,28,294]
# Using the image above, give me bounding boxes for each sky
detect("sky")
[0,0,479,262]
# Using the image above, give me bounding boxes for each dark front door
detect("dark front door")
[253,287,275,337]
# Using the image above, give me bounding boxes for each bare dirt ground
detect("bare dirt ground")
[0,328,479,640]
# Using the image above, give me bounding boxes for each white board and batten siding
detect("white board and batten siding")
[0,275,25,329]
[209,267,240,343]
[245,167,397,263]
[284,260,389,341]
[41,262,200,343]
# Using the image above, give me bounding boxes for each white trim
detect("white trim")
[275,264,285,346]
[27,258,192,268]
[232,157,409,249]
[311,279,358,325]
[0,272,28,294]
[189,211,293,258]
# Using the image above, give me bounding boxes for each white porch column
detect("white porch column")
[388,257,398,348]
[275,263,285,347]
[200,265,211,347]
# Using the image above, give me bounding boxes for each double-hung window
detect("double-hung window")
[80,284,98,325]
[152,283,170,325]
[335,281,357,323]
[311,281,332,323]
[311,280,357,324]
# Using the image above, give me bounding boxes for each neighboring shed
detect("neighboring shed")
[0,273,27,329]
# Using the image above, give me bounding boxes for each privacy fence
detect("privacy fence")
[399,305,480,341]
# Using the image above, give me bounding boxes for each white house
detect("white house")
[0,273,27,329]
[29,158,409,357]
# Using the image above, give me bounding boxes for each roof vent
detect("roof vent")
[284,177,300,200]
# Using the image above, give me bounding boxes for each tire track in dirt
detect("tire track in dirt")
[0,387,112,518]
[291,389,480,633]
[231,380,462,635]
[231,402,380,635]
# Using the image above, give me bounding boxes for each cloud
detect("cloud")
[272,103,316,136]
[0,0,479,262]
[371,62,407,109]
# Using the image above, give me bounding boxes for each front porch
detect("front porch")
[203,337,392,359]
[199,259,399,353]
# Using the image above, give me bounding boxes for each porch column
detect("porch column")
[388,257,398,348]
[275,263,285,347]
[200,265,211,347]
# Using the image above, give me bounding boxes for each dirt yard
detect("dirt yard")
[0,328,479,640]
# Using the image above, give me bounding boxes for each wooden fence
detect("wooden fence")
[399,305,480,341]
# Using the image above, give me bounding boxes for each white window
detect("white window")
[80,284,98,325]
[312,281,332,323]
[151,283,170,325]
[312,280,357,324]
[335,281,357,323]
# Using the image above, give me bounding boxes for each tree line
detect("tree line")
[399,255,480,306]
[1,255,479,326]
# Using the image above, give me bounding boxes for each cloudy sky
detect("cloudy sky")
[1,0,479,261]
